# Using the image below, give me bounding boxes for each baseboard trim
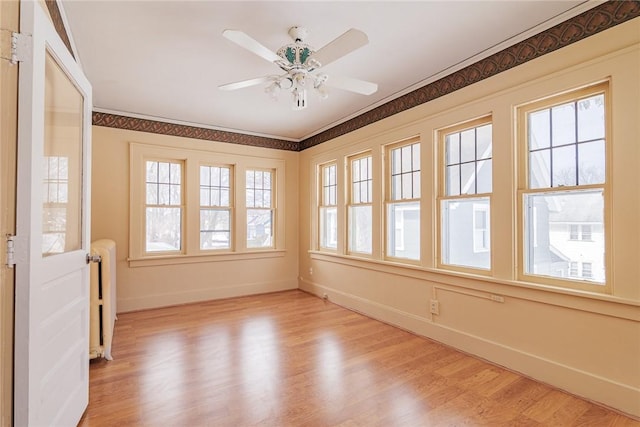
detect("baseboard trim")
[299,278,640,419]
[118,279,298,312]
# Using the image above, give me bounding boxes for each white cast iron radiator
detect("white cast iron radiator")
[89,239,117,360]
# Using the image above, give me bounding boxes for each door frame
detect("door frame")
[0,1,20,426]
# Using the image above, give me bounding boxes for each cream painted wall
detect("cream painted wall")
[298,20,640,417]
[91,127,299,312]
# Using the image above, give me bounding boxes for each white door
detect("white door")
[14,1,92,425]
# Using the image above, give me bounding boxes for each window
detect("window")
[386,140,420,260]
[348,154,373,254]
[200,165,232,250]
[42,156,69,254]
[569,261,578,277]
[582,262,593,279]
[520,84,607,287]
[439,121,492,270]
[246,169,274,249]
[319,163,338,250]
[130,143,285,264]
[145,160,183,253]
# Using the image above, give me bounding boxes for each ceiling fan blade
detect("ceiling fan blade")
[311,29,369,67]
[218,76,272,91]
[222,29,281,63]
[325,75,378,95]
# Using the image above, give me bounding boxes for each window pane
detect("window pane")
[200,166,210,186]
[577,94,605,141]
[349,205,372,254]
[169,184,181,205]
[263,189,272,208]
[200,209,230,250]
[578,140,605,185]
[412,143,420,171]
[441,197,490,270]
[529,110,550,150]
[353,182,361,204]
[360,181,368,203]
[221,189,230,207]
[320,206,337,249]
[460,162,476,195]
[412,171,421,199]
[222,167,231,187]
[401,173,413,199]
[246,170,255,189]
[446,133,460,165]
[551,103,576,146]
[158,162,170,183]
[524,190,604,284]
[247,209,273,248]
[147,161,158,182]
[529,150,551,189]
[476,159,492,194]
[146,207,181,252]
[392,175,402,200]
[246,189,255,207]
[158,183,170,204]
[446,165,460,196]
[552,145,576,187]
[476,124,492,159]
[352,159,360,183]
[147,183,158,205]
[255,189,264,208]
[387,201,420,260]
[170,163,181,184]
[401,146,412,173]
[460,129,475,163]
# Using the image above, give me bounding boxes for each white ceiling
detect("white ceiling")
[62,1,597,142]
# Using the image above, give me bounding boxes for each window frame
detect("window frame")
[347,152,373,256]
[245,168,276,250]
[129,143,286,266]
[516,82,611,293]
[318,162,338,251]
[437,117,493,274]
[384,137,421,263]
[143,158,185,255]
[199,163,234,252]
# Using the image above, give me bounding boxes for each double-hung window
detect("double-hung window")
[131,143,285,264]
[439,120,492,271]
[348,154,373,255]
[386,140,420,261]
[246,169,274,249]
[319,163,338,250]
[519,83,608,289]
[145,160,183,253]
[200,165,232,250]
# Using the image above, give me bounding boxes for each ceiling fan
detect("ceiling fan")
[219,26,378,110]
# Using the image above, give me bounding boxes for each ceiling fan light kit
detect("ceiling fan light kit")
[220,26,378,110]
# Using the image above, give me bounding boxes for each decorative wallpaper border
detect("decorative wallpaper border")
[45,0,75,59]
[90,1,639,152]
[92,112,300,151]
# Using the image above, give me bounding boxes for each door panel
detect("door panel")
[14,1,92,425]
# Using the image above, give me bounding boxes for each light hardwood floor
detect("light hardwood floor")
[79,290,638,426]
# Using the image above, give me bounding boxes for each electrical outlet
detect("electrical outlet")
[430,300,440,315]
[309,267,313,275]
[490,294,505,303]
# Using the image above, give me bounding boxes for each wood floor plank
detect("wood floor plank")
[78,290,639,426]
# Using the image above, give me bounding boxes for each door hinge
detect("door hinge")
[6,235,16,268]
[0,30,31,64]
